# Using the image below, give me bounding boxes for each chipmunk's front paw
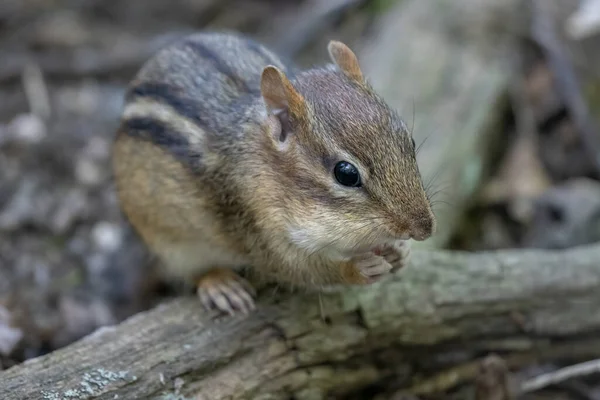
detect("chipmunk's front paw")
[373,240,411,273]
[351,253,393,283]
[196,268,256,316]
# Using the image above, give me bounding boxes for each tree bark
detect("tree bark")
[2,244,600,400]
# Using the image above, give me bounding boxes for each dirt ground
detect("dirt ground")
[1,0,600,398]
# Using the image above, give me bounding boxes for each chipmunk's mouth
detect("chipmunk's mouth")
[342,237,403,258]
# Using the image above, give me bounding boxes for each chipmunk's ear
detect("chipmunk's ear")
[261,66,304,114]
[327,40,363,83]
[261,66,305,145]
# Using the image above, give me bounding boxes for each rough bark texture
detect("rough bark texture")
[2,244,600,400]
[360,0,526,249]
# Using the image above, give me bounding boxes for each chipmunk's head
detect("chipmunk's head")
[259,40,435,260]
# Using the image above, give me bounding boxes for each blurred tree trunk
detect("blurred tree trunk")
[360,0,525,249]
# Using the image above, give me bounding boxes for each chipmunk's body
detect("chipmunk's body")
[113,32,436,314]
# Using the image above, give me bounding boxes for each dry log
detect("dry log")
[2,244,600,399]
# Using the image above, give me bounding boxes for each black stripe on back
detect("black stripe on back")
[125,117,187,147]
[124,117,203,169]
[126,83,210,131]
[183,39,250,93]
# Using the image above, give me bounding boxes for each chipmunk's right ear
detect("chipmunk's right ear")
[261,66,305,145]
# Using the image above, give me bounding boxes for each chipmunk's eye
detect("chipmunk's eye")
[334,161,361,187]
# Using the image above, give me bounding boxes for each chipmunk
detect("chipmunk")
[112,31,436,315]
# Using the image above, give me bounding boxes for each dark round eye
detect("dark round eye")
[334,161,361,187]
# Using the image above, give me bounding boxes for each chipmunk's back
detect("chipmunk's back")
[114,32,297,289]
[123,32,294,139]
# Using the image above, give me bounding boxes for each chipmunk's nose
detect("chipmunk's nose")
[408,211,436,241]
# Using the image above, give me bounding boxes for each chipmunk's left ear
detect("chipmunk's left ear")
[327,40,364,83]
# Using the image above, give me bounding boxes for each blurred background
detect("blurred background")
[0,0,599,398]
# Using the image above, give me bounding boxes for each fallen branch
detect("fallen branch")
[474,355,515,400]
[521,358,600,394]
[2,244,600,399]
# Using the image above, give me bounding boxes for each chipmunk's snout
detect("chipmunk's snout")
[387,208,436,242]
[408,210,436,241]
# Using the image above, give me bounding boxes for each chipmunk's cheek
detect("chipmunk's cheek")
[287,225,343,256]
[288,226,318,252]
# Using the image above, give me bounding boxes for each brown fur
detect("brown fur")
[112,31,436,294]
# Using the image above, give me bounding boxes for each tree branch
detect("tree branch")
[2,244,600,399]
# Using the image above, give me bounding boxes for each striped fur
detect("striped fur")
[112,31,436,296]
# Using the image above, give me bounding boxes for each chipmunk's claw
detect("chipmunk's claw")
[197,268,256,316]
[373,240,411,273]
[351,253,393,283]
